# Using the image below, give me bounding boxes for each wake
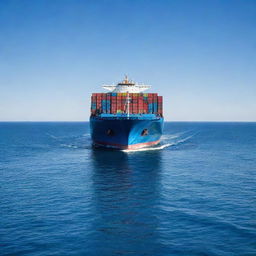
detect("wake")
[123,133,196,153]
[47,131,196,152]
[122,143,172,152]
[47,132,92,150]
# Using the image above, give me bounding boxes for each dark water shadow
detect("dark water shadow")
[86,149,167,255]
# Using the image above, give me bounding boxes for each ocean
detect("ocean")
[1,122,255,256]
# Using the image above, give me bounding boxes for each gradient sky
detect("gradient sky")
[0,0,255,121]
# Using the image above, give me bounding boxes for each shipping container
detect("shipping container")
[91,92,163,115]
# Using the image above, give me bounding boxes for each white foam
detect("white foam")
[174,134,194,144]
[61,144,78,149]
[161,134,179,140]
[161,130,194,141]
[122,133,195,153]
[47,133,60,140]
[122,143,172,153]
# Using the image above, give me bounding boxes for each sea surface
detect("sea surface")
[0,122,255,256]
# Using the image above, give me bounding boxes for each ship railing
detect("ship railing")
[91,113,162,120]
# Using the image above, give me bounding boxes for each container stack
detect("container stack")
[91,93,163,116]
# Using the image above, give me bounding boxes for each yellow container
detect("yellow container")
[143,93,148,97]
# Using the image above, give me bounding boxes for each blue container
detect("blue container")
[91,103,97,110]
[106,100,111,111]
[101,100,106,113]
[148,103,153,113]
[153,103,158,113]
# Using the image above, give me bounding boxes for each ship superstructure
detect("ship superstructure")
[102,75,150,93]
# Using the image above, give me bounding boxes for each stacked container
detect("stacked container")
[91,93,163,116]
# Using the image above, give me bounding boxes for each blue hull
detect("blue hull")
[90,114,164,150]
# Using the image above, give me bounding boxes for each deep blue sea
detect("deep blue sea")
[1,122,255,256]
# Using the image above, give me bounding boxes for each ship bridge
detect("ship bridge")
[102,76,151,93]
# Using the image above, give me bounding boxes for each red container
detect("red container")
[91,92,162,115]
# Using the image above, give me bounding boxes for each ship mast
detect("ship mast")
[127,92,130,119]
[124,76,131,118]
[124,74,129,84]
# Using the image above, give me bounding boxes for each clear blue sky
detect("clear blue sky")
[0,0,255,121]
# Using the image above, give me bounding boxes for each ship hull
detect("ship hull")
[90,116,164,150]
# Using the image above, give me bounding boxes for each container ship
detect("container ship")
[90,76,164,150]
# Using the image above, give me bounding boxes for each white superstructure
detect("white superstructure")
[102,76,151,93]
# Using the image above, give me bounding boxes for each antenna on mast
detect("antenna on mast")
[124,74,128,83]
